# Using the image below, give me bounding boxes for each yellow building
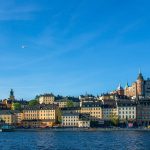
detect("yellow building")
[39,94,55,104]
[54,99,68,108]
[0,110,16,125]
[22,104,59,128]
[81,102,102,122]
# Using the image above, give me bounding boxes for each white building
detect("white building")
[117,100,136,122]
[61,113,79,127]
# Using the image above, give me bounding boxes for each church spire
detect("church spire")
[9,89,15,101]
[137,69,144,81]
[125,82,129,89]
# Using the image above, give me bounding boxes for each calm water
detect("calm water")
[0,131,150,150]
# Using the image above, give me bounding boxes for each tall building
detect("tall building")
[9,89,15,101]
[124,71,150,98]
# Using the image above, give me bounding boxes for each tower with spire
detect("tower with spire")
[136,69,144,97]
[117,83,124,96]
[9,89,15,101]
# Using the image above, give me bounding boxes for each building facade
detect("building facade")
[136,99,150,126]
[81,102,102,122]
[117,100,136,123]
[39,94,55,104]
[22,104,59,127]
[0,110,16,125]
[61,113,79,127]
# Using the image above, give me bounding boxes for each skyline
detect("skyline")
[0,0,150,99]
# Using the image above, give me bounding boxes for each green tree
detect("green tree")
[12,102,21,110]
[56,109,62,124]
[29,99,39,106]
[66,100,74,107]
[110,113,119,126]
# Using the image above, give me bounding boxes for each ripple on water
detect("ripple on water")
[0,131,150,150]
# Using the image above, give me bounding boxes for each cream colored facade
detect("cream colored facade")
[39,109,56,120]
[23,105,58,121]
[54,101,67,108]
[14,112,24,124]
[39,94,55,104]
[61,114,79,127]
[0,112,16,125]
[102,107,118,121]
[78,120,90,127]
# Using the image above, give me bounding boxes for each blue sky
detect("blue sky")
[0,0,150,100]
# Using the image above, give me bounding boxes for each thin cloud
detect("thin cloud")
[0,1,41,21]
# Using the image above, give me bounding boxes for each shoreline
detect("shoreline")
[14,128,150,132]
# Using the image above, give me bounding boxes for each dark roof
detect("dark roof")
[62,113,79,117]
[55,97,80,102]
[55,99,69,102]
[22,119,55,122]
[137,73,144,80]
[102,104,117,109]
[102,99,116,105]
[61,107,81,111]
[40,93,55,97]
[0,110,14,115]
[82,102,102,107]
[23,104,58,110]
[117,100,136,107]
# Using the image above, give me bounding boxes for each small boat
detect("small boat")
[1,125,14,132]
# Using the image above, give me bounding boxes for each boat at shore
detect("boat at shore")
[0,125,14,132]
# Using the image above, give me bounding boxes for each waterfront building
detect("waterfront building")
[102,104,118,121]
[81,102,103,122]
[78,120,90,128]
[13,110,24,125]
[78,114,90,128]
[117,100,136,123]
[22,104,59,127]
[136,98,150,126]
[0,110,16,125]
[61,113,79,127]
[39,93,55,104]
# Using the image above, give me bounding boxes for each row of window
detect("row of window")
[25,110,54,112]
[62,116,78,118]
[25,117,55,119]
[26,114,54,116]
[119,115,135,119]
[119,111,135,114]
[119,107,135,110]
[63,123,77,125]
[82,108,101,110]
